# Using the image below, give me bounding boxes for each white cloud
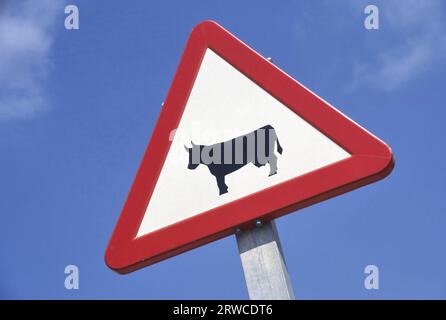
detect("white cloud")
[351,0,446,91]
[0,0,61,120]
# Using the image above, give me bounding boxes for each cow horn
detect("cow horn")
[184,145,189,152]
[191,140,196,147]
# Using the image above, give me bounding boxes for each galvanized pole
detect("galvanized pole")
[236,220,295,300]
[235,57,294,300]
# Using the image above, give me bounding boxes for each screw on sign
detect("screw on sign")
[105,20,394,299]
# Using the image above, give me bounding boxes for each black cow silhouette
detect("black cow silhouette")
[184,125,283,195]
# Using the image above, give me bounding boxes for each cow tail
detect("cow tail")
[276,136,283,155]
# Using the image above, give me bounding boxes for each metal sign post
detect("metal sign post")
[234,58,294,300]
[234,55,389,300]
[236,220,295,300]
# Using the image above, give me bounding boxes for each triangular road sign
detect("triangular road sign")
[105,20,394,274]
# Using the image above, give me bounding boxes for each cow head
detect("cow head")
[184,141,200,170]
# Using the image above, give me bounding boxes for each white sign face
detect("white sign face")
[137,49,350,237]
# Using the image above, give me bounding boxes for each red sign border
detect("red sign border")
[105,20,394,274]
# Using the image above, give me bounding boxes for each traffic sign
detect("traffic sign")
[105,20,394,274]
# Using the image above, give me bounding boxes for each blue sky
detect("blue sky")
[0,0,445,299]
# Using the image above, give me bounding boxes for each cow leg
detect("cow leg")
[253,161,265,168]
[268,155,278,176]
[216,175,228,195]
